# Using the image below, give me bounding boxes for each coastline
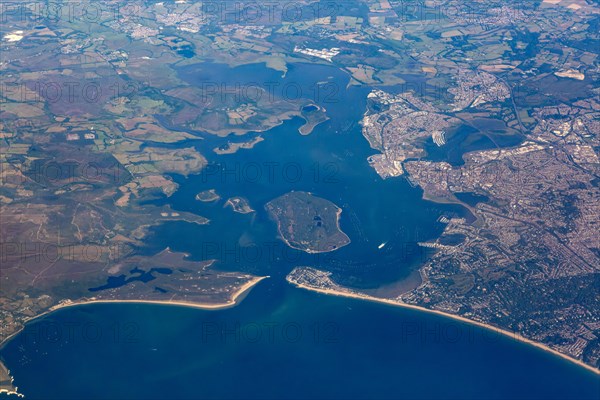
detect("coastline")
[0,362,23,398]
[0,276,268,352]
[399,171,596,371]
[288,279,600,376]
[0,388,23,398]
[49,275,270,313]
[419,191,483,225]
[0,275,268,398]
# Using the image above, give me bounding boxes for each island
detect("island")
[265,191,350,253]
[298,104,329,135]
[224,196,255,214]
[195,189,221,202]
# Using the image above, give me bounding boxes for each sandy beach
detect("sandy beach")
[0,275,269,398]
[0,276,269,352]
[288,279,600,375]
[47,275,270,313]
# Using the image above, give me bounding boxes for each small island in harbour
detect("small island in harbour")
[195,189,221,202]
[299,104,329,135]
[225,196,255,214]
[265,191,350,253]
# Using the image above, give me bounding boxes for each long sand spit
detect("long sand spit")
[0,275,268,398]
[1,276,269,350]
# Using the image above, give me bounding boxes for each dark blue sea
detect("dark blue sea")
[2,282,599,399]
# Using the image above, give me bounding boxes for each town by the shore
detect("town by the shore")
[287,277,600,376]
